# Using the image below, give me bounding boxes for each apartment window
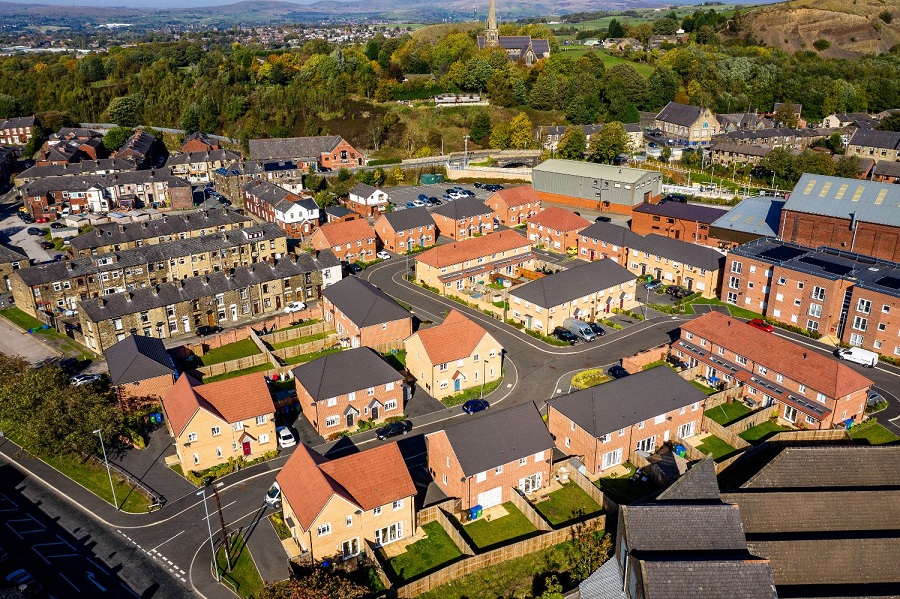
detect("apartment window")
[798,384,806,393]
[883,305,891,314]
[729,276,740,290]
[777,276,786,285]
[853,316,867,332]
[807,320,819,332]
[808,304,822,318]
[495,465,503,475]
[797,282,804,290]
[346,516,353,527]
[392,499,404,510]
[849,333,864,346]
[211,426,221,436]
[317,523,331,537]
[730,261,742,274]
[857,299,871,314]
[812,286,826,301]
[816,392,827,403]
[879,323,887,331]
[654,414,666,424]
[758,365,767,375]
[187,432,197,442]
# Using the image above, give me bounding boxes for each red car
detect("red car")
[748,318,774,333]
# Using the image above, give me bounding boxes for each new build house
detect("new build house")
[320,276,412,349]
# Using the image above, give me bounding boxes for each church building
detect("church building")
[476,0,551,66]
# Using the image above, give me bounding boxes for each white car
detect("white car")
[376,250,391,260]
[70,373,103,386]
[265,481,281,507]
[412,199,426,207]
[276,426,296,449]
[283,301,307,314]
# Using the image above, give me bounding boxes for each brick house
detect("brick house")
[242,180,320,239]
[277,442,416,561]
[345,183,389,218]
[166,149,242,184]
[430,197,497,240]
[630,201,728,246]
[0,243,28,294]
[373,207,436,253]
[654,102,719,147]
[674,312,873,429]
[426,401,554,510]
[0,115,38,146]
[14,159,136,191]
[105,334,177,411]
[310,219,376,264]
[626,234,725,298]
[180,132,220,153]
[320,276,411,349]
[414,230,535,294]
[37,138,106,166]
[324,206,357,224]
[114,130,168,169]
[845,129,900,162]
[404,309,502,400]
[212,159,304,203]
[526,206,591,254]
[162,372,276,472]
[548,367,705,475]
[710,142,773,166]
[484,186,541,226]
[249,136,365,172]
[292,347,405,436]
[508,259,638,332]
[576,221,640,265]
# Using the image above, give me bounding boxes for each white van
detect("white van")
[836,347,878,368]
[563,317,595,342]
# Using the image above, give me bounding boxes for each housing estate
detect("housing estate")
[277,442,416,562]
[426,401,554,510]
[507,259,637,332]
[166,149,242,184]
[430,197,497,240]
[249,135,365,171]
[320,276,411,349]
[345,183,389,217]
[292,347,405,435]
[630,200,729,246]
[114,130,168,169]
[653,102,720,146]
[162,373,276,472]
[404,309,502,400]
[526,206,591,254]
[212,159,305,201]
[711,127,837,151]
[576,221,640,264]
[241,180,320,238]
[708,196,785,250]
[0,115,38,145]
[310,218,376,264]
[373,207,436,253]
[625,233,725,297]
[532,160,662,215]
[674,311,873,429]
[105,334,177,410]
[484,186,541,226]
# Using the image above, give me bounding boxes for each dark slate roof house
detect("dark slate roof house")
[431,197,494,220]
[320,276,409,328]
[291,347,401,401]
[105,334,176,386]
[379,206,435,232]
[655,102,705,127]
[508,259,635,309]
[630,233,726,272]
[249,135,343,162]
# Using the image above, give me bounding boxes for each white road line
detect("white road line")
[120,582,141,598]
[55,534,77,551]
[151,529,186,552]
[203,501,236,522]
[58,572,81,593]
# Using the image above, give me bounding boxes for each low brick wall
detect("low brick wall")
[182,305,321,355]
[701,416,751,451]
[510,489,552,532]
[622,344,669,373]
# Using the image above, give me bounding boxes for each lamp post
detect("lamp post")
[479,359,489,399]
[463,135,469,169]
[93,429,118,510]
[197,488,219,582]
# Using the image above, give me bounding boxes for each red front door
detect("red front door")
[242,440,251,456]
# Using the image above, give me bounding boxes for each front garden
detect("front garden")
[441,373,504,407]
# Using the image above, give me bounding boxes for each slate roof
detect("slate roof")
[348,182,378,199]
[641,561,777,599]
[23,169,189,197]
[740,446,900,489]
[710,142,773,157]
[629,233,725,271]
[411,309,493,365]
[578,559,627,599]
[17,159,136,180]
[625,503,748,552]
[549,367,705,438]
[709,196,784,238]
[291,347,401,401]
[579,221,641,247]
[656,457,721,502]
[432,196,493,220]
[714,127,837,143]
[414,230,532,268]
[70,209,250,251]
[527,206,591,232]
[438,401,554,477]
[0,116,36,130]
[848,127,900,150]
[748,538,900,585]
[320,276,409,328]
[633,201,728,223]
[105,334,174,386]
[0,243,27,265]
[56,127,103,140]
[242,180,309,214]
[655,102,705,127]
[166,149,241,166]
[377,206,435,233]
[509,259,634,309]
[325,206,354,219]
[783,173,900,227]
[873,159,900,178]
[162,372,273,436]
[249,135,343,161]
[116,131,155,159]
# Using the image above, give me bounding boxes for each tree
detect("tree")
[258,568,368,599]
[102,126,134,152]
[469,111,492,145]
[588,121,629,163]
[181,103,201,134]
[652,18,679,35]
[490,121,512,149]
[105,95,139,127]
[607,18,625,38]
[537,576,566,599]
[773,101,799,128]
[0,93,19,118]
[648,66,680,109]
[877,113,900,132]
[77,54,106,83]
[509,113,533,149]
[556,126,587,160]
[567,520,612,582]
[835,154,861,178]
[660,145,672,163]
[606,63,649,111]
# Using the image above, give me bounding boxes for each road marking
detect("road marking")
[6,514,45,538]
[120,582,141,598]
[0,492,18,512]
[151,529,185,552]
[30,546,50,564]
[58,572,81,593]
[86,572,107,592]
[203,501,236,522]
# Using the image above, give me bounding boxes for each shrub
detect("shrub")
[880,10,893,23]
[763,317,823,340]
[813,39,831,51]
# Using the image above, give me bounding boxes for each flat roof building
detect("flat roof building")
[531,159,662,215]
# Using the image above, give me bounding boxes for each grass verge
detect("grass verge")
[532,482,603,526]
[687,297,763,321]
[387,521,463,582]
[570,368,611,390]
[441,374,504,407]
[849,418,900,445]
[216,534,264,599]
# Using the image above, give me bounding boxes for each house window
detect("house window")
[317,523,332,537]
[193,453,200,465]
[259,434,269,444]
[256,415,267,425]
[233,422,244,431]
[367,387,375,396]
[384,400,397,410]
[857,299,871,314]
[326,416,340,427]
[211,426,221,436]
[495,465,503,475]
[805,415,817,425]
[812,286,826,301]
[758,365,767,375]
[476,472,487,482]
[519,457,527,466]
[373,506,382,515]
[565,437,571,448]
[187,432,198,442]
[654,414,665,424]
[736,355,747,365]
[327,397,337,407]
[816,392,827,403]
[392,499,403,510]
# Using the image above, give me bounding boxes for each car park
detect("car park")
[588,322,606,337]
[265,481,282,507]
[747,318,774,333]
[428,197,442,206]
[405,201,416,209]
[27,227,44,236]
[196,325,223,337]
[644,279,662,291]
[412,199,427,207]
[376,250,391,260]
[276,426,296,449]
[473,182,484,188]
[375,420,413,439]
[462,399,489,414]
[552,326,579,345]
[608,365,630,379]
[283,301,307,314]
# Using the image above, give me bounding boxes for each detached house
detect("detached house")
[548,367,705,475]
[162,373,276,472]
[430,197,497,240]
[427,401,554,510]
[242,180,320,238]
[373,207,436,253]
[310,219,376,264]
[321,276,412,349]
[345,183,389,217]
[292,347,405,435]
[526,206,591,254]
[0,115,38,146]
[654,102,719,146]
[105,334,177,410]
[277,442,416,562]
[485,186,541,226]
[404,309,502,400]
[249,135,365,172]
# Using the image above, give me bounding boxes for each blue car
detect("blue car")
[405,201,417,209]
[418,193,429,202]
[462,399,489,414]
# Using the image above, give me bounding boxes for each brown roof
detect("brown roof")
[314,218,375,247]
[489,185,541,208]
[276,443,415,531]
[528,206,591,232]
[680,312,873,399]
[162,372,274,436]
[412,309,493,365]
[415,230,531,268]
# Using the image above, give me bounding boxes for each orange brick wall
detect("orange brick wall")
[526,222,585,253]
[485,198,541,226]
[296,377,404,436]
[535,191,636,215]
[375,221,437,253]
[631,212,717,246]
[118,373,175,411]
[576,236,629,265]
[311,230,376,263]
[432,212,495,241]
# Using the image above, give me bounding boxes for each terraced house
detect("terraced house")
[625,233,725,298]
[78,251,341,352]
[242,180,320,238]
[526,206,591,254]
[12,223,287,318]
[373,207,436,253]
[0,115,38,145]
[211,159,305,202]
[166,149,242,184]
[14,159,137,189]
[484,186,541,226]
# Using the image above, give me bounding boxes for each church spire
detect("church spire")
[485,0,499,47]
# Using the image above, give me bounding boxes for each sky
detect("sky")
[1,0,324,7]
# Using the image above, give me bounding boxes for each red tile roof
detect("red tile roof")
[528,206,591,232]
[277,443,416,531]
[162,372,274,436]
[413,309,493,365]
[415,230,531,268]
[489,186,541,207]
[314,218,375,247]
[680,312,873,399]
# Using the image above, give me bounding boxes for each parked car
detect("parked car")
[428,197,441,206]
[70,373,103,386]
[665,285,690,299]
[747,318,774,333]
[276,426,296,449]
[40,241,54,249]
[59,308,78,317]
[376,250,391,260]
[57,357,81,374]
[462,399,489,414]
[375,420,413,440]
[644,279,663,291]
[196,325,223,337]
[417,193,429,202]
[608,365,630,379]
[867,389,884,407]
[562,317,596,342]
[552,326,579,345]
[218,198,232,206]
[473,182,484,188]
[19,214,34,223]
[588,322,606,337]
[50,222,65,229]
[346,263,362,274]
[5,569,42,597]
[405,201,417,209]
[265,481,281,507]
[283,301,307,314]
[27,227,44,236]
[412,199,427,207]
[595,216,611,223]
[459,190,475,197]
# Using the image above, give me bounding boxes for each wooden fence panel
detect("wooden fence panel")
[702,416,751,451]
[566,459,605,507]
[726,407,779,434]
[273,337,335,360]
[510,489,552,532]
[261,321,327,345]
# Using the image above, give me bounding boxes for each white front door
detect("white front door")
[677,421,695,438]
[476,486,503,508]
[519,473,542,494]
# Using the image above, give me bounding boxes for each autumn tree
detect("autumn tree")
[258,569,368,599]
[567,520,613,582]
[469,111,492,145]
[588,121,629,163]
[556,126,587,160]
[105,95,139,127]
[773,101,799,128]
[509,113,534,149]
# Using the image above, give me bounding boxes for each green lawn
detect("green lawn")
[642,359,676,371]
[461,502,538,550]
[284,347,342,365]
[687,297,763,321]
[270,331,331,350]
[690,380,719,396]
[216,534,264,599]
[532,483,603,526]
[849,419,900,445]
[695,435,739,460]
[0,307,45,330]
[384,349,407,371]
[705,402,752,426]
[738,421,788,443]
[199,338,262,366]
[570,368,612,390]
[441,374,504,407]
[270,318,321,334]
[41,451,151,513]
[387,521,463,582]
[595,464,658,504]
[202,363,273,383]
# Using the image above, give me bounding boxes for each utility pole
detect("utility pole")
[212,482,231,571]
[464,135,469,169]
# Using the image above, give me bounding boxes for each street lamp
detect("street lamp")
[479,359,489,399]
[93,429,118,510]
[463,135,470,169]
[197,488,219,582]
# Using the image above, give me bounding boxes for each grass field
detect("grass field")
[705,402,752,426]
[199,339,262,366]
[695,435,739,460]
[738,420,787,443]
[216,534,264,599]
[387,522,463,582]
[461,502,538,550]
[596,464,657,504]
[532,482,603,526]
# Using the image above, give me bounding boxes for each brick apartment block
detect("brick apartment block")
[320,276,411,349]
[630,201,728,246]
[430,197,497,240]
[526,206,591,254]
[484,186,541,226]
[310,219,376,264]
[373,207,436,253]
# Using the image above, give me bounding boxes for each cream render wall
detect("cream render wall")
[171,408,276,472]
[405,332,503,400]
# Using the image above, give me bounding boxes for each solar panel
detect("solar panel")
[759,245,807,262]
[798,256,854,276]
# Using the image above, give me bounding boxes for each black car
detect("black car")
[588,322,606,337]
[20,214,34,223]
[50,222,66,229]
[218,198,232,206]
[553,326,579,345]
[428,197,442,206]
[608,365,630,379]
[595,216,612,223]
[196,325,223,337]
[462,399,489,414]
[57,357,81,375]
[375,420,412,440]
[27,227,44,236]
[40,241,54,249]
[473,182,484,188]
[666,285,690,299]
[346,263,362,275]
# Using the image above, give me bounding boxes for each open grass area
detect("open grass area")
[40,451,151,513]
[571,368,612,390]
[441,374,504,407]
[216,534,264,599]
[687,297,764,321]
[202,362,272,383]
[849,419,900,445]
[387,521,463,582]
[199,338,262,366]
[0,307,44,330]
[0,307,94,360]
[284,346,342,365]
[738,420,788,443]
[532,483,603,526]
[269,331,331,350]
[695,435,739,461]
[705,402,752,426]
[690,380,719,396]
[460,502,537,550]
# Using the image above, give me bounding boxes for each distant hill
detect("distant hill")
[740,0,900,58]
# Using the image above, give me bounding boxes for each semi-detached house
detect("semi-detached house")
[526,206,591,254]
[320,276,411,349]
[430,197,497,240]
[345,183,389,218]
[484,186,541,226]
[373,207,436,253]
[310,219,376,264]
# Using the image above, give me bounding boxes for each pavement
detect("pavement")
[0,317,58,363]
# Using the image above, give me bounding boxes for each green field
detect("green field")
[461,502,538,550]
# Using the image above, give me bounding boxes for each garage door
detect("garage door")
[476,487,503,509]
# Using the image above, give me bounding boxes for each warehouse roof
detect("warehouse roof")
[783,173,900,227]
[710,197,784,238]
[533,159,658,184]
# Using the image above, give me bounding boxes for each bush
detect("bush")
[612,307,645,321]
[763,317,823,340]
[813,39,831,51]
[880,10,893,23]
